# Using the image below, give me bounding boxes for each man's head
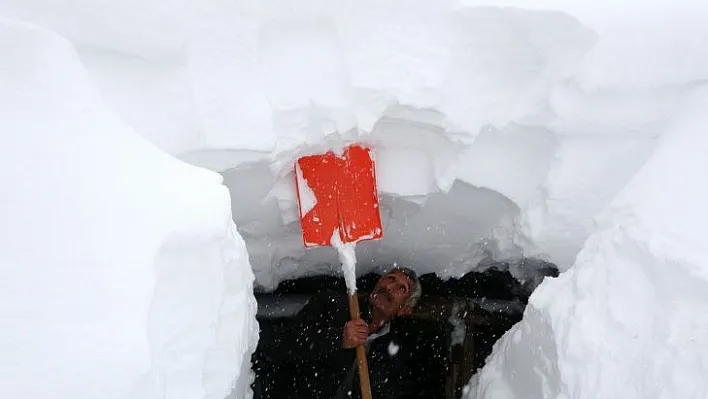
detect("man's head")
[369,267,422,318]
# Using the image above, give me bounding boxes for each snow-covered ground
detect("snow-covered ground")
[2,0,708,398]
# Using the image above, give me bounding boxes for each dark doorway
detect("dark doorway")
[251,259,558,398]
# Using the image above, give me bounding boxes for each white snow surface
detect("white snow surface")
[331,230,358,296]
[3,1,708,398]
[0,18,257,399]
[294,162,317,217]
[472,86,708,399]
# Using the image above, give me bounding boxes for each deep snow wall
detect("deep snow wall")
[0,19,257,399]
[3,0,704,272]
[474,86,708,399]
[4,0,676,272]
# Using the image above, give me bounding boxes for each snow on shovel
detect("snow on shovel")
[295,144,383,399]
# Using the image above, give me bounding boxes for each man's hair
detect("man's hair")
[388,267,422,308]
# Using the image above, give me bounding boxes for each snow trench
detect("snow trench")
[3,1,708,399]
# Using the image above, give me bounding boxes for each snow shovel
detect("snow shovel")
[295,144,383,399]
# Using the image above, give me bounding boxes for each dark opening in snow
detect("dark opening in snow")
[251,259,558,399]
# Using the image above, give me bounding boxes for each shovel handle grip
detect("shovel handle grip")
[348,294,372,399]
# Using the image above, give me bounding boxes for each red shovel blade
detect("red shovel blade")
[295,145,383,247]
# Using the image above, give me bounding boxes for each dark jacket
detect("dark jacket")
[260,290,447,399]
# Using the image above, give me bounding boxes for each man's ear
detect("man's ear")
[398,305,413,316]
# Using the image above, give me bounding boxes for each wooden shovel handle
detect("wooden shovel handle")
[348,294,373,399]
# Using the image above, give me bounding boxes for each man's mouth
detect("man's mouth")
[375,288,392,301]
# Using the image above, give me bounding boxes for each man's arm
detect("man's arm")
[262,291,353,364]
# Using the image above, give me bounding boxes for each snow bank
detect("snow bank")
[179,0,703,277]
[5,0,668,275]
[185,1,596,154]
[473,87,708,399]
[202,5,598,288]
[1,0,189,59]
[0,18,257,399]
[4,0,706,276]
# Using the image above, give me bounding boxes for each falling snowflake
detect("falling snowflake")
[388,341,400,356]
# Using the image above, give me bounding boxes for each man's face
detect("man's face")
[369,271,415,318]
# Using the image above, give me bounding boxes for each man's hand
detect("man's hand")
[342,319,369,349]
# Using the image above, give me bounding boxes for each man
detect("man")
[259,267,447,399]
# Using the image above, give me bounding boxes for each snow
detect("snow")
[472,86,708,399]
[331,229,358,296]
[0,0,189,59]
[388,342,400,357]
[0,18,257,399]
[3,0,708,398]
[234,174,524,289]
[294,162,318,216]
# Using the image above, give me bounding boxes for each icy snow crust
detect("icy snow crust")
[3,1,708,398]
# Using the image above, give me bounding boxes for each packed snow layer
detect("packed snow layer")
[3,1,706,275]
[186,2,695,275]
[224,162,525,290]
[472,87,708,399]
[7,0,700,273]
[0,19,257,399]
